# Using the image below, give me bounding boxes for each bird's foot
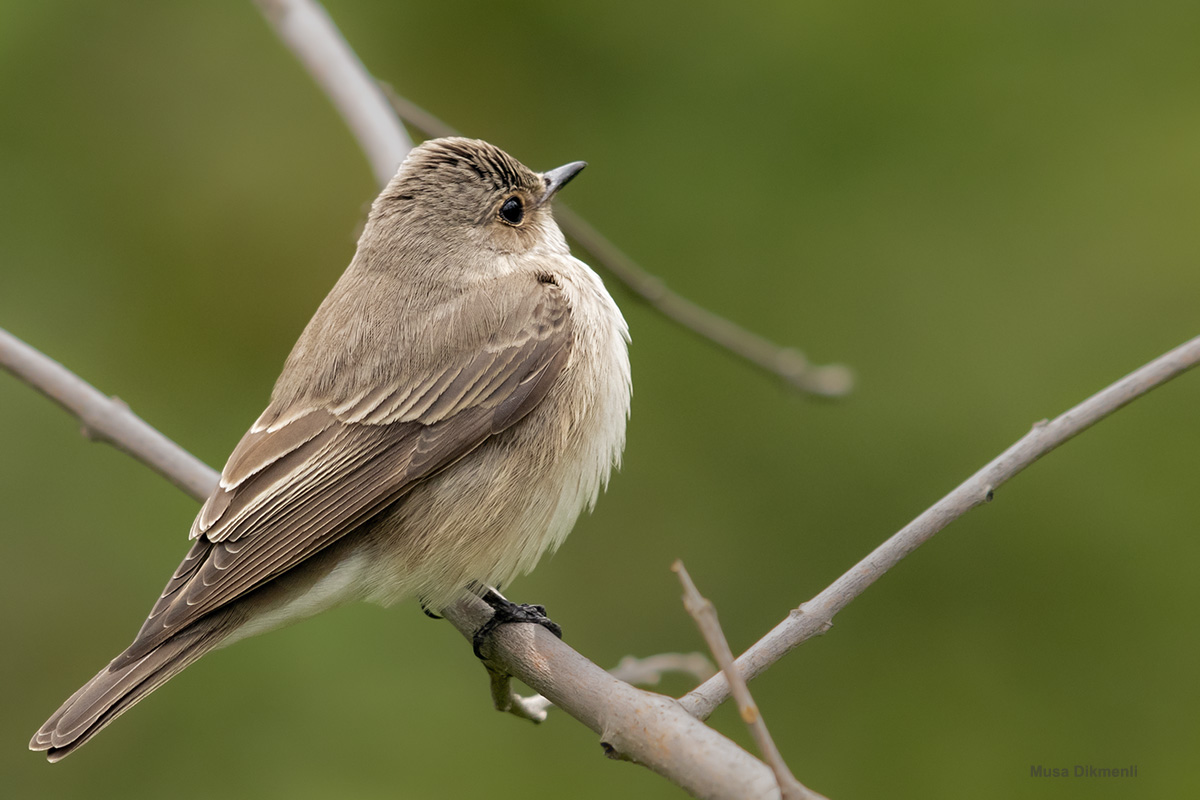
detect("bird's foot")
[473,588,563,659]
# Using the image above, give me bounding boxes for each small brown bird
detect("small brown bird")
[31,137,631,761]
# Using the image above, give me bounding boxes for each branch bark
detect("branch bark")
[288,12,854,397]
[679,334,1200,719]
[675,561,819,800]
[444,598,783,799]
[255,0,412,187]
[379,84,852,397]
[0,328,217,500]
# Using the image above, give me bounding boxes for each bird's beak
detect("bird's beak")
[539,161,587,207]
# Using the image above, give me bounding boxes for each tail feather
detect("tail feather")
[30,616,230,762]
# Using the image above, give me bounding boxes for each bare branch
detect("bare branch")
[257,0,851,396]
[488,651,716,722]
[554,206,853,397]
[378,84,854,397]
[443,596,784,799]
[486,651,716,725]
[674,561,820,800]
[680,334,1200,720]
[486,666,551,723]
[609,652,716,687]
[254,0,412,187]
[487,652,715,721]
[0,328,216,502]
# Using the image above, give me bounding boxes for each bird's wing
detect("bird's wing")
[118,282,572,665]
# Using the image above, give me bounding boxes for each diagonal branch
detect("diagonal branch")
[0,328,217,501]
[446,598,785,799]
[609,652,716,686]
[380,85,852,397]
[552,205,853,397]
[256,0,851,397]
[675,561,822,800]
[679,333,1200,719]
[381,86,851,397]
[254,0,412,186]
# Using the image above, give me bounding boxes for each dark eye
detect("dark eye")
[499,196,524,225]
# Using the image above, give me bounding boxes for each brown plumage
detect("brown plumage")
[31,138,631,761]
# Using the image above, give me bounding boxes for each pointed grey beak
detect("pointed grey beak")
[539,161,587,206]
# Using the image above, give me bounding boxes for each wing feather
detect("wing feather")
[115,281,571,667]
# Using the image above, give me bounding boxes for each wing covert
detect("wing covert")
[118,282,572,665]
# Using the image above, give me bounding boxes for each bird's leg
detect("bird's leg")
[472,586,563,659]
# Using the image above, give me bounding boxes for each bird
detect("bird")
[30,137,632,761]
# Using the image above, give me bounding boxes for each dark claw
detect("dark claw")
[420,603,442,620]
[473,589,563,659]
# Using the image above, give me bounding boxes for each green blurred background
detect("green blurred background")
[3,1,1198,797]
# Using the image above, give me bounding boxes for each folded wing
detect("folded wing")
[117,282,572,666]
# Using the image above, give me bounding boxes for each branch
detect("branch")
[443,598,784,799]
[0,328,217,502]
[265,5,850,397]
[551,205,853,397]
[609,652,716,686]
[675,561,820,800]
[380,85,853,397]
[254,0,412,187]
[679,334,1200,719]
[487,650,713,726]
[485,650,715,723]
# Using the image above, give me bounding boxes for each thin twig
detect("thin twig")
[609,653,717,687]
[679,334,1200,720]
[558,207,854,396]
[0,328,217,501]
[488,650,715,719]
[377,89,853,397]
[674,562,820,800]
[254,0,412,187]
[485,665,551,723]
[488,651,715,722]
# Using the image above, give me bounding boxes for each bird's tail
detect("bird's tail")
[30,616,229,762]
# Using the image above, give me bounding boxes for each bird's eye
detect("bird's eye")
[499,196,524,225]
